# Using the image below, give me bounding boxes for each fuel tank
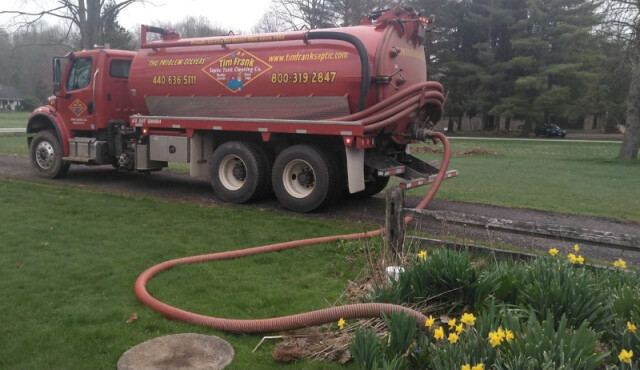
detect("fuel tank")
[128,8,430,122]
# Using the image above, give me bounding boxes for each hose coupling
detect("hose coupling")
[409,125,432,142]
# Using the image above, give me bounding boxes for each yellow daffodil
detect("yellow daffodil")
[448,318,457,329]
[460,312,476,326]
[627,321,637,333]
[568,253,578,264]
[461,365,471,370]
[574,244,580,252]
[417,250,427,261]
[425,315,435,328]
[505,329,514,342]
[488,331,502,347]
[448,332,459,343]
[497,327,506,339]
[456,323,464,334]
[614,258,627,269]
[434,326,444,340]
[549,248,559,256]
[577,255,584,265]
[337,318,346,330]
[619,349,633,364]
[471,364,485,370]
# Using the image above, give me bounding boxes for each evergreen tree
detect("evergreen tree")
[491,0,604,134]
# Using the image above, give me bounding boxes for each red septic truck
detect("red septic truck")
[26,8,456,212]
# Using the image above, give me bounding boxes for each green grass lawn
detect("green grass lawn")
[0,111,29,128]
[0,134,29,156]
[409,139,640,221]
[0,179,372,369]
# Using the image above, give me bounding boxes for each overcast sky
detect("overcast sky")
[1,0,273,34]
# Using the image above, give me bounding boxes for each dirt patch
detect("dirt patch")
[411,146,498,156]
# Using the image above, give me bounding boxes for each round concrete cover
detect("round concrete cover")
[117,333,234,370]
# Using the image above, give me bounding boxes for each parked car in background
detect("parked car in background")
[535,123,566,138]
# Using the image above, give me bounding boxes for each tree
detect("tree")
[1,0,141,49]
[253,6,290,33]
[604,0,640,158]
[490,0,604,135]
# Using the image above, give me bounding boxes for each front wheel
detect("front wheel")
[272,145,337,213]
[30,130,70,179]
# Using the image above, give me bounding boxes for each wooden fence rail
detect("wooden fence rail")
[384,187,639,255]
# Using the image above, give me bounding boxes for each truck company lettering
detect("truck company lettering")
[202,49,272,93]
[147,57,207,67]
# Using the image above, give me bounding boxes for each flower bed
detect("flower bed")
[345,247,639,369]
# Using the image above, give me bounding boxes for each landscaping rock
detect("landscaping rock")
[117,333,233,370]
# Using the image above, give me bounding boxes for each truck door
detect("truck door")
[98,58,134,125]
[62,56,96,131]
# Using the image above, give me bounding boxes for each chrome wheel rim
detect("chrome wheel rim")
[282,159,315,198]
[35,141,55,170]
[218,155,246,191]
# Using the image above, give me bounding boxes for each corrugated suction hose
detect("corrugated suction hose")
[134,132,451,333]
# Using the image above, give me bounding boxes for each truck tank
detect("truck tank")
[128,8,435,142]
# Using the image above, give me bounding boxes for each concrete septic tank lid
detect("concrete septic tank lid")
[117,333,234,370]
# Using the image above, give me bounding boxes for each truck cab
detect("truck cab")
[27,49,135,177]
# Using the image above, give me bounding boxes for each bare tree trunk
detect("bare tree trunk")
[87,0,101,47]
[447,118,454,133]
[620,58,640,159]
[78,0,89,49]
[521,118,532,137]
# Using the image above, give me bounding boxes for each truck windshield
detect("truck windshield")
[66,57,93,91]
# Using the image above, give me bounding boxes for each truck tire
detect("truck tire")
[30,130,70,179]
[353,174,390,198]
[272,145,337,212]
[210,141,269,203]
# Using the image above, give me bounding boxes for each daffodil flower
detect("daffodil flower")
[337,318,346,330]
[505,329,514,342]
[448,318,457,329]
[455,323,464,334]
[488,331,502,347]
[425,315,435,328]
[549,248,559,256]
[471,364,485,370]
[614,258,627,269]
[619,349,633,364]
[448,332,459,343]
[460,312,476,326]
[627,321,637,333]
[434,326,444,340]
[574,244,580,252]
[417,250,427,261]
[461,365,471,370]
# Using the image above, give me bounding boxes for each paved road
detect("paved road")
[0,128,26,134]
[449,136,622,143]
[1,154,638,263]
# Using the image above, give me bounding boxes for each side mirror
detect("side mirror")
[53,57,63,94]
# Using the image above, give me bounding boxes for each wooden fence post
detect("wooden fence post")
[385,186,405,258]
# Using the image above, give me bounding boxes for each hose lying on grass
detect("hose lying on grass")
[134,132,451,333]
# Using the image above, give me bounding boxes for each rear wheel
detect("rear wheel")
[272,145,337,212]
[210,141,269,203]
[30,130,70,179]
